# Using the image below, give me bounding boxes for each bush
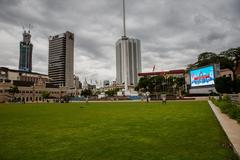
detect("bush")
[212,95,240,123]
[234,78,240,93]
[214,77,233,94]
[222,95,231,103]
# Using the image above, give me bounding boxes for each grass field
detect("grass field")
[0,101,238,160]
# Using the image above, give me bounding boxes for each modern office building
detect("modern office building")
[48,31,74,88]
[116,0,142,90]
[19,30,33,72]
[116,38,141,86]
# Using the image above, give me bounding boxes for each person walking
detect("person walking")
[161,94,167,104]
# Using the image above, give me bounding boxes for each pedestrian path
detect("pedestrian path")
[208,100,240,158]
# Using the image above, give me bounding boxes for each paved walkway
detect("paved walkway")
[208,100,240,158]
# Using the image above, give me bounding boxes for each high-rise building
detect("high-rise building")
[116,0,142,89]
[19,30,33,72]
[116,38,141,86]
[48,31,74,88]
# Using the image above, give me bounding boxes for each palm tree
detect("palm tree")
[8,86,19,102]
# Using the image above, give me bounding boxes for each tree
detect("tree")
[186,52,219,73]
[220,47,240,81]
[196,52,219,67]
[175,77,185,88]
[136,76,151,91]
[105,88,120,96]
[235,78,240,93]
[136,75,182,95]
[41,91,50,101]
[81,89,92,97]
[136,76,165,92]
[8,86,19,101]
[214,77,233,94]
[63,95,70,103]
[187,51,234,71]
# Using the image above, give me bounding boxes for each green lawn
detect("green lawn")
[0,101,238,160]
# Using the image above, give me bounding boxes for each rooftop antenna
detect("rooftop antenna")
[22,25,25,31]
[123,0,127,37]
[28,24,33,33]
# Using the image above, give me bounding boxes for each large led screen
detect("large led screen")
[190,65,215,87]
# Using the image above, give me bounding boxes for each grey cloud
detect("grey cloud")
[0,0,240,82]
[202,31,227,43]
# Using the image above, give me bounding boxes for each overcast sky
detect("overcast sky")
[0,0,240,82]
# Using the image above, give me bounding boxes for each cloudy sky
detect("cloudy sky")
[0,0,240,82]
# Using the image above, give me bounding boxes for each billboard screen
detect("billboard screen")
[190,65,215,87]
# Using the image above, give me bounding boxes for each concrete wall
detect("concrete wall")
[189,86,216,94]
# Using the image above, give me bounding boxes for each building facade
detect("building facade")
[19,30,33,72]
[0,82,68,103]
[138,69,185,78]
[48,31,74,88]
[0,67,69,103]
[73,75,81,89]
[0,67,49,85]
[116,37,142,86]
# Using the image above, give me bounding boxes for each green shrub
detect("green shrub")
[222,95,231,103]
[211,95,240,123]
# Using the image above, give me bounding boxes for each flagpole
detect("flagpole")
[123,0,126,37]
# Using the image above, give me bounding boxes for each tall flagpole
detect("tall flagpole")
[123,0,126,37]
[122,0,128,93]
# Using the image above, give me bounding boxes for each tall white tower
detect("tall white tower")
[116,0,142,94]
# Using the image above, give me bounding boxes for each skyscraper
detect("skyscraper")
[48,31,74,88]
[19,30,33,72]
[116,0,142,89]
[116,38,141,86]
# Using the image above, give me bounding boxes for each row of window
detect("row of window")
[18,97,42,102]
[19,91,60,94]
[0,90,63,95]
[20,76,47,83]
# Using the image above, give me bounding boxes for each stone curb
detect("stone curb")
[208,100,240,159]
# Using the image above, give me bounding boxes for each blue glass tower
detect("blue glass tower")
[19,30,33,72]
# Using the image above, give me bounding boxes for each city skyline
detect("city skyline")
[0,0,240,82]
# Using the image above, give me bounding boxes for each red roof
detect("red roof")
[138,69,185,76]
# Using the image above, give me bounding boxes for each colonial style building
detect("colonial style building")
[0,67,69,103]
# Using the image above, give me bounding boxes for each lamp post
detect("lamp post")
[32,84,35,103]
[154,79,157,100]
